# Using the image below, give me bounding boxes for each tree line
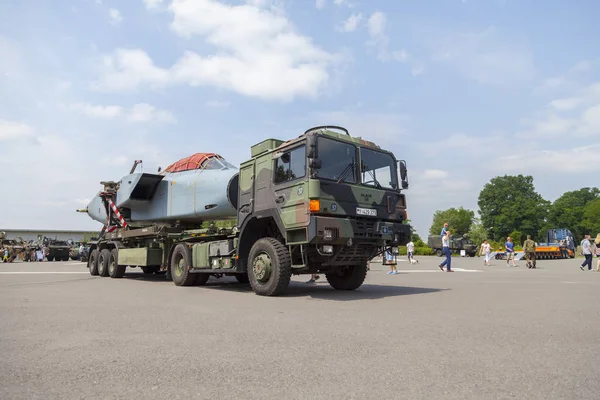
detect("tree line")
[426,175,600,250]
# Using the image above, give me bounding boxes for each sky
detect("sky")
[1,0,599,238]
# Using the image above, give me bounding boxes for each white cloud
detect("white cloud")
[97,0,338,101]
[315,0,325,9]
[411,66,424,76]
[367,11,386,41]
[518,81,600,139]
[549,97,582,111]
[421,169,449,180]
[0,119,36,141]
[338,13,362,32]
[432,26,536,85]
[392,50,409,62]
[69,102,175,123]
[204,100,230,108]
[108,8,122,25]
[70,102,123,118]
[143,0,164,9]
[494,144,600,174]
[127,103,176,123]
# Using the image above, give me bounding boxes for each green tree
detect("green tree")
[546,187,600,242]
[477,175,550,241]
[428,207,475,237]
[468,219,489,246]
[581,198,600,237]
[403,219,422,243]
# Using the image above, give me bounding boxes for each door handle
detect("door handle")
[276,195,285,203]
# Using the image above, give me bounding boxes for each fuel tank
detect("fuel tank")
[81,153,240,226]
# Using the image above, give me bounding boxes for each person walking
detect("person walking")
[406,240,417,264]
[438,230,453,272]
[479,239,491,266]
[523,235,537,269]
[505,236,516,267]
[580,234,593,271]
[594,234,600,271]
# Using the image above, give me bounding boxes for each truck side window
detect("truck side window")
[274,145,306,184]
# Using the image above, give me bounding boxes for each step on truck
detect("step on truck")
[77,126,411,296]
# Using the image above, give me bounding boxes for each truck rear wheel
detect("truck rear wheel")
[88,249,99,275]
[326,263,368,291]
[436,249,443,257]
[247,237,291,296]
[170,244,197,286]
[98,249,111,277]
[108,248,126,278]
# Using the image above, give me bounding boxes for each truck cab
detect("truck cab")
[235,126,411,294]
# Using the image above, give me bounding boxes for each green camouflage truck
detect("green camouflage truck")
[82,126,411,296]
[43,237,71,261]
[427,234,477,257]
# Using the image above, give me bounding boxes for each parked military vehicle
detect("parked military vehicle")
[78,125,411,296]
[42,237,71,261]
[0,231,26,262]
[428,234,477,257]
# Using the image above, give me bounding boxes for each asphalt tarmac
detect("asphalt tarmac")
[1,255,599,400]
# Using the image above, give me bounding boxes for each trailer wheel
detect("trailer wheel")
[88,249,99,275]
[170,244,197,286]
[98,249,111,277]
[436,249,443,257]
[247,237,292,296]
[47,256,54,262]
[108,248,126,278]
[326,263,368,291]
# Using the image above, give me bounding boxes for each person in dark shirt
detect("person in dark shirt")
[505,236,516,267]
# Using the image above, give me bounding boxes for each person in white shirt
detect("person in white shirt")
[479,239,491,266]
[438,230,453,272]
[406,241,417,263]
[580,234,593,271]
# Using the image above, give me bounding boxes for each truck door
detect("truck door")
[237,163,255,226]
[271,144,309,229]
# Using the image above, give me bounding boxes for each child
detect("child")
[385,248,399,274]
[406,240,418,264]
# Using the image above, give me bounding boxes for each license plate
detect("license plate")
[356,207,377,216]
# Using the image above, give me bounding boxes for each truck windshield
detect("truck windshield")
[315,137,357,183]
[360,147,398,189]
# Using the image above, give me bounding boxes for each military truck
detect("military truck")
[0,231,26,262]
[428,234,476,257]
[43,237,71,261]
[79,126,411,296]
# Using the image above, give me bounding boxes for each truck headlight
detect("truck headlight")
[322,245,333,254]
[324,229,333,240]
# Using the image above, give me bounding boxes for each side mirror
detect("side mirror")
[309,158,322,169]
[398,160,408,189]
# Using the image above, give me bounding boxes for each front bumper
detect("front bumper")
[308,215,411,246]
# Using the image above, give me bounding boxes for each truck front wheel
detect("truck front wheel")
[247,238,291,296]
[170,244,197,286]
[88,249,99,275]
[326,263,368,291]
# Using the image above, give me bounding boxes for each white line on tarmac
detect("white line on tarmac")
[0,271,90,274]
[393,268,481,273]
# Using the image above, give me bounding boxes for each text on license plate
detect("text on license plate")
[356,207,377,216]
